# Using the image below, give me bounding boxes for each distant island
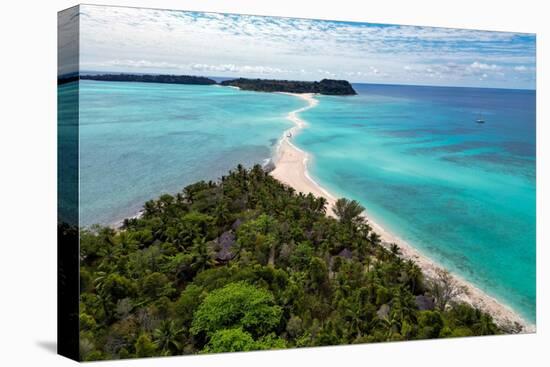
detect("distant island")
[221,78,357,95]
[65,73,357,95]
[80,73,217,85]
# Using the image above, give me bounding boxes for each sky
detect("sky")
[62,4,536,89]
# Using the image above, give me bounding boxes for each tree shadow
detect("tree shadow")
[36,340,57,354]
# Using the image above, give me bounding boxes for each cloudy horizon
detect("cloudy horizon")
[65,4,536,89]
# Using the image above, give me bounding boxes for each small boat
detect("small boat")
[287,132,292,138]
[475,113,485,124]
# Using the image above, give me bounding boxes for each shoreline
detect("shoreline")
[270,92,534,333]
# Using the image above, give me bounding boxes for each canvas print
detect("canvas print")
[58,4,536,361]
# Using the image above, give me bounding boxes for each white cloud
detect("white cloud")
[317,69,337,78]
[469,61,501,70]
[76,4,536,88]
[514,65,528,72]
[94,59,183,70]
[191,63,288,75]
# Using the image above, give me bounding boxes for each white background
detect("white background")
[0,0,547,365]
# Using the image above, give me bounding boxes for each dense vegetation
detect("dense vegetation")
[220,78,357,95]
[62,74,357,95]
[80,74,217,85]
[78,165,500,361]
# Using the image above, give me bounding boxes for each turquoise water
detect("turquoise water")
[68,80,535,323]
[58,82,79,226]
[296,84,536,323]
[77,80,301,226]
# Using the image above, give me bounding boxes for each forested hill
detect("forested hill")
[76,164,501,361]
[79,74,217,85]
[220,78,357,95]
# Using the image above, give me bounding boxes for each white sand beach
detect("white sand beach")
[271,93,534,333]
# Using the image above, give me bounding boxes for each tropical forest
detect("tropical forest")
[77,165,502,360]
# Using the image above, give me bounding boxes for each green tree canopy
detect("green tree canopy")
[191,281,282,338]
[203,328,256,353]
[134,333,157,358]
[77,165,502,359]
[333,198,365,225]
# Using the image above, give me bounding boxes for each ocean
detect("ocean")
[75,80,301,226]
[67,79,535,323]
[296,83,536,323]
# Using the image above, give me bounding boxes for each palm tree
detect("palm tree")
[390,243,401,257]
[153,320,183,355]
[191,237,215,273]
[236,164,248,188]
[213,200,230,226]
[390,288,417,328]
[405,260,422,294]
[344,299,369,339]
[93,271,110,319]
[375,313,399,341]
[333,198,365,225]
[474,313,498,335]
[315,197,328,215]
[369,232,381,246]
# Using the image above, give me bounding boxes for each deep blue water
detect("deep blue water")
[297,83,536,322]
